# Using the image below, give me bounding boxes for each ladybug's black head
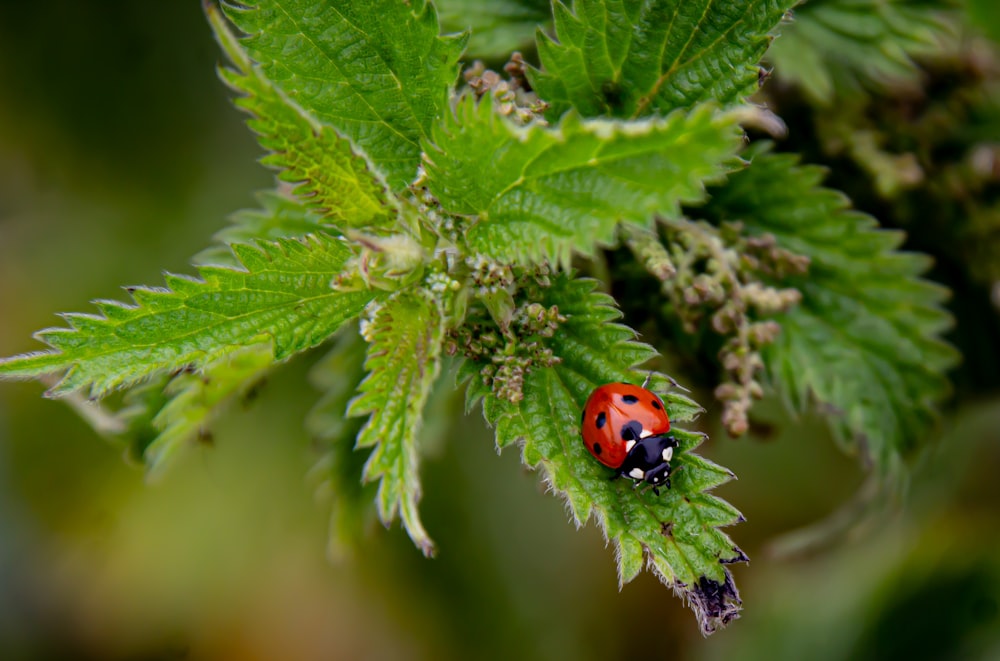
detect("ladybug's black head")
[618,433,677,491]
[645,462,671,487]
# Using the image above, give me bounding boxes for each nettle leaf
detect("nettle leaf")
[144,342,273,479]
[208,3,396,231]
[424,96,742,266]
[768,0,955,104]
[703,150,957,468]
[0,234,376,398]
[437,0,550,59]
[463,275,746,635]
[223,0,467,191]
[348,292,444,557]
[529,0,794,119]
[195,191,324,267]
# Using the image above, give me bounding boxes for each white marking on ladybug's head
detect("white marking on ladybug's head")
[625,439,636,453]
[639,428,653,439]
[662,447,674,462]
[652,475,660,482]
[629,467,645,480]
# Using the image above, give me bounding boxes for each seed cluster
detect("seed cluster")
[632,221,809,436]
[406,183,471,244]
[463,53,549,125]
[446,260,563,404]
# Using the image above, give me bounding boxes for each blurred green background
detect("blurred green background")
[1,2,999,660]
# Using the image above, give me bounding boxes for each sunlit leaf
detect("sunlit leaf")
[348,292,445,556]
[0,234,376,398]
[424,96,742,266]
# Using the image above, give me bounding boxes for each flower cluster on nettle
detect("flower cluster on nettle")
[463,54,546,125]
[447,259,564,405]
[627,219,809,435]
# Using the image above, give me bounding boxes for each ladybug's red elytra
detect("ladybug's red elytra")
[581,382,679,493]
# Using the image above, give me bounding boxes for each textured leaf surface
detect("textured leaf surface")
[529,0,794,119]
[348,292,444,556]
[424,97,742,265]
[462,276,746,634]
[703,150,957,468]
[224,0,467,190]
[0,235,376,398]
[208,3,395,231]
[768,0,955,104]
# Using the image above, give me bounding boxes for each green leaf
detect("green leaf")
[144,342,274,479]
[702,149,958,468]
[528,0,794,119]
[463,275,746,635]
[437,0,550,59]
[968,0,1000,44]
[223,0,468,191]
[767,0,956,104]
[0,234,376,398]
[207,3,396,231]
[424,96,742,266]
[195,191,324,267]
[348,291,444,556]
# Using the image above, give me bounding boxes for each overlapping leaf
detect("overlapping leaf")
[462,275,746,634]
[437,0,550,59]
[348,292,444,556]
[0,234,376,398]
[768,0,955,104]
[702,150,957,467]
[207,3,395,231]
[223,0,467,190]
[529,0,794,119]
[424,96,742,266]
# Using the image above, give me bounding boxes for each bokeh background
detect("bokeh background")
[1,2,999,660]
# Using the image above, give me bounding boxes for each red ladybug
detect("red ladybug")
[581,383,679,493]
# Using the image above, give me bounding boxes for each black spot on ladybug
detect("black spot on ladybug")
[622,394,639,404]
[651,398,662,410]
[595,412,607,429]
[592,443,602,456]
[620,420,643,441]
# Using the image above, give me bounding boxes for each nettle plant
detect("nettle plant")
[0,0,957,634]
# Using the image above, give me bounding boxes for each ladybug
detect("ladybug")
[581,382,679,493]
